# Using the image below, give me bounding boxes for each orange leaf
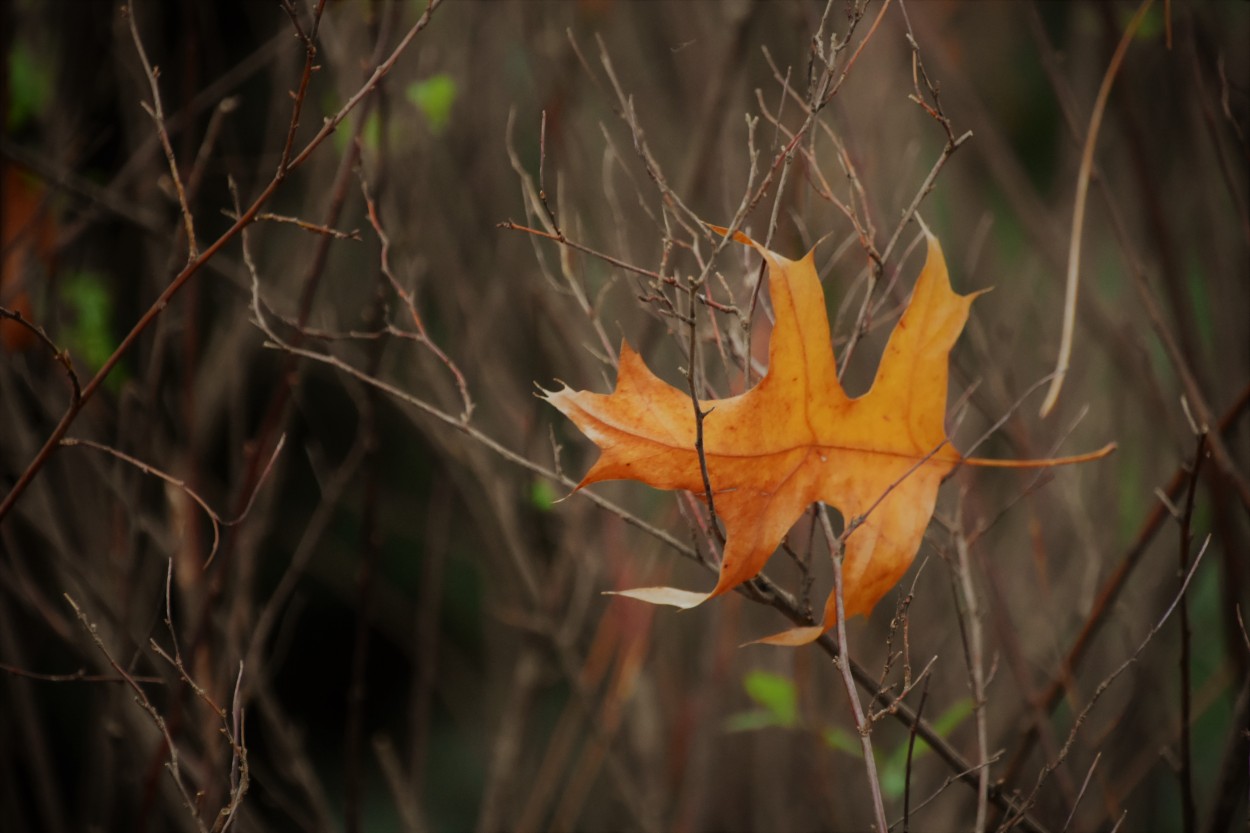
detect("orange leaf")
[543,227,1103,645]
[2,164,56,352]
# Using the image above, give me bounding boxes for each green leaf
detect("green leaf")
[406,73,457,134]
[821,726,863,758]
[60,271,127,390]
[1130,5,1165,41]
[741,669,798,728]
[930,696,974,736]
[724,710,784,733]
[7,43,53,131]
[332,109,381,155]
[529,479,558,512]
[878,697,976,799]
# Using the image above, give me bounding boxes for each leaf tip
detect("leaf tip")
[914,212,935,242]
[705,222,757,249]
[745,624,827,648]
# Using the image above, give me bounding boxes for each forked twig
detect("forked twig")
[65,594,206,833]
[359,174,474,421]
[58,435,285,568]
[0,306,81,403]
[124,4,198,260]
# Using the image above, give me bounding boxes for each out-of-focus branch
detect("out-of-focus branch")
[0,0,445,526]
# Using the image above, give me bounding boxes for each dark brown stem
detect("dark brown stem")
[1177,431,1206,833]
[902,675,931,833]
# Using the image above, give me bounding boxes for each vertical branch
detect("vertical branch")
[1176,429,1206,833]
[124,4,199,261]
[952,500,990,833]
[345,15,398,826]
[819,507,888,832]
[345,461,379,833]
[685,115,760,549]
[276,0,328,175]
[902,675,930,833]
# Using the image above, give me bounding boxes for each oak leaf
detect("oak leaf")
[543,226,1107,645]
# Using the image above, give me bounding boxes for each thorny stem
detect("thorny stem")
[687,325,723,544]
[680,116,760,544]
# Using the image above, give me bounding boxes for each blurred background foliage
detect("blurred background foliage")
[1,1,1248,831]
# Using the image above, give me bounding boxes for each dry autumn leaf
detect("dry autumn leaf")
[1,164,56,352]
[543,226,1112,645]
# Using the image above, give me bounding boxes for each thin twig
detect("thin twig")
[217,662,249,833]
[1000,535,1212,830]
[1176,430,1206,833]
[902,675,930,833]
[1001,351,1250,788]
[837,131,971,378]
[953,502,990,833]
[820,506,889,833]
[359,173,474,420]
[57,435,285,569]
[1038,0,1154,416]
[1060,751,1101,833]
[65,594,207,833]
[124,4,198,260]
[0,662,163,685]
[892,755,1003,831]
[499,222,666,283]
[0,306,81,403]
[223,209,362,240]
